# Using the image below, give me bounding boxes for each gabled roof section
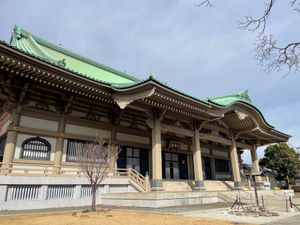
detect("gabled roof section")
[206,90,252,106]
[10,26,140,84]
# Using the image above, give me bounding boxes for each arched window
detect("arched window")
[20,137,51,160]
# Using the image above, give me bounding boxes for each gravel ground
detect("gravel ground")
[180,207,300,225]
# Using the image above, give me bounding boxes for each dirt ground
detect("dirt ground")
[0,209,254,225]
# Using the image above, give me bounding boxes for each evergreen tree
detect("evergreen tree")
[260,143,300,188]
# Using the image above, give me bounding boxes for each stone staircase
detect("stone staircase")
[204,180,232,191]
[162,180,236,192]
[163,181,193,191]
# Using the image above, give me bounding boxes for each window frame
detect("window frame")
[20,136,51,161]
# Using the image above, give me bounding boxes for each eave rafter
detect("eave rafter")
[0,53,116,106]
[0,44,290,144]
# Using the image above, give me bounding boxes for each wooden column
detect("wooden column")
[2,106,22,170]
[53,116,65,172]
[251,144,263,187]
[230,132,242,189]
[151,112,164,191]
[111,124,117,170]
[187,145,194,179]
[192,128,205,190]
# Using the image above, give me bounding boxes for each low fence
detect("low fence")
[0,162,128,177]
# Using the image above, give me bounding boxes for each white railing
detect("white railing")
[0,162,127,177]
[128,168,146,191]
[47,185,75,199]
[6,185,41,201]
[0,162,147,192]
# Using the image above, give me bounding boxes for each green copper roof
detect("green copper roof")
[206,90,252,106]
[10,26,140,84]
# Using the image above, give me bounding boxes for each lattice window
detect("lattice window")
[20,137,51,161]
[66,139,107,162]
[47,185,75,199]
[215,158,230,173]
[6,185,41,201]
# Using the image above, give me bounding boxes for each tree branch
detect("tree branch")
[197,0,300,75]
[255,35,300,74]
[290,0,300,13]
[195,0,212,7]
[239,0,275,35]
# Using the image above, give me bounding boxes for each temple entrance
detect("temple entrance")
[163,152,188,179]
[117,146,149,176]
[203,157,212,180]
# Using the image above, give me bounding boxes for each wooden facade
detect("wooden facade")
[0,27,290,191]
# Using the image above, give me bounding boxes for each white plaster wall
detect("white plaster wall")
[62,139,68,162]
[65,124,110,138]
[14,134,57,161]
[70,111,86,117]
[213,150,228,158]
[201,147,210,154]
[117,133,149,145]
[181,144,188,151]
[20,116,59,132]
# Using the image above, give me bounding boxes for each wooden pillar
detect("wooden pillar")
[251,144,263,187]
[192,128,205,190]
[111,124,117,170]
[2,106,22,170]
[151,112,164,191]
[187,146,194,179]
[230,132,242,189]
[53,116,65,172]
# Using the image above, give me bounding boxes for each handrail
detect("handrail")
[0,162,128,177]
[128,168,146,192]
[0,162,147,192]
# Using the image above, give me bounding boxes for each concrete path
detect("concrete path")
[262,213,300,225]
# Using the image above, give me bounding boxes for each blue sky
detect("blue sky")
[1,0,299,163]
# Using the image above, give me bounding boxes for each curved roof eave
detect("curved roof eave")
[207,99,291,139]
[0,41,290,140]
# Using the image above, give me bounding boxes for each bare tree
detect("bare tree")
[196,0,300,74]
[75,138,120,211]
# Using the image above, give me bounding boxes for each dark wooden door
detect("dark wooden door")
[204,157,212,180]
[179,154,188,179]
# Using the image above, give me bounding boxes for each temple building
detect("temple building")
[0,26,290,210]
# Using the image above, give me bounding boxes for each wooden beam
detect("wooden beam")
[202,123,230,135]
[161,123,194,137]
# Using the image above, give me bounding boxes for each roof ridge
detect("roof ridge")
[12,25,140,82]
[207,90,247,99]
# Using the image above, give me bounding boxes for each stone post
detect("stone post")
[53,116,65,173]
[145,172,150,192]
[230,132,242,189]
[251,144,263,188]
[2,106,22,172]
[192,128,205,190]
[151,112,164,191]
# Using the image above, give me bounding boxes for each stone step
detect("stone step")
[204,180,232,191]
[163,181,192,192]
[162,180,234,192]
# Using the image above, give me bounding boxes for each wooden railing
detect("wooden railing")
[128,168,147,191]
[0,162,147,192]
